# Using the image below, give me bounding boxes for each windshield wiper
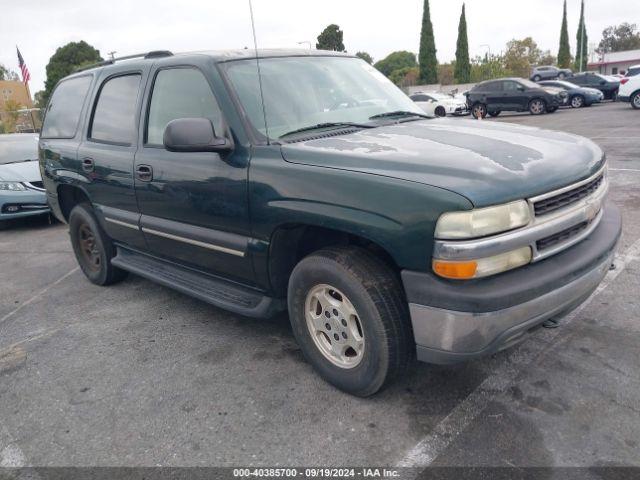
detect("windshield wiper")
[2,159,36,164]
[369,110,429,120]
[279,122,375,139]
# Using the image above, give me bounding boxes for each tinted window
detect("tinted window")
[411,94,429,101]
[627,67,640,77]
[90,74,141,144]
[41,76,92,138]
[503,81,521,92]
[146,68,222,145]
[474,81,501,92]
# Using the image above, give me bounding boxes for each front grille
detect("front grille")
[534,174,604,216]
[1,203,48,214]
[536,221,589,251]
[28,181,44,189]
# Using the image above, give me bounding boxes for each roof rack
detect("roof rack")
[75,50,173,72]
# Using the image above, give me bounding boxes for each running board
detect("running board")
[111,247,285,318]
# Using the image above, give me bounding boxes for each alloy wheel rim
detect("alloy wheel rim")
[572,97,583,108]
[634,94,640,108]
[304,284,365,369]
[78,223,101,272]
[473,105,485,118]
[531,101,544,114]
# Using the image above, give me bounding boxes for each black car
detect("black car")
[568,73,620,100]
[466,78,566,118]
[538,80,603,108]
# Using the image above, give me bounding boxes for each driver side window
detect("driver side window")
[146,67,223,145]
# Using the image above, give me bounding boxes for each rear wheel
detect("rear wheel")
[434,106,446,117]
[533,75,541,82]
[529,99,546,115]
[287,246,412,397]
[69,203,127,286]
[570,95,585,108]
[488,111,501,117]
[471,103,487,119]
[558,72,566,79]
[631,92,640,109]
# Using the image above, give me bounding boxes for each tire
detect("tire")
[570,95,585,108]
[558,72,566,79]
[471,103,487,119]
[287,246,413,397]
[529,98,546,115]
[488,111,501,117]
[533,75,541,82]
[69,203,127,286]
[632,91,640,110]
[434,106,446,117]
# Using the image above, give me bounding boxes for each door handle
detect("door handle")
[82,157,95,173]
[136,164,153,182]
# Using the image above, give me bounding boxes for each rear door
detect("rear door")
[133,62,255,284]
[502,80,527,110]
[482,81,503,110]
[77,66,150,249]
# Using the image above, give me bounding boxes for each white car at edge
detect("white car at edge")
[619,75,640,109]
[410,91,469,117]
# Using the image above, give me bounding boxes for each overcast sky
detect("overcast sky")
[1,0,638,94]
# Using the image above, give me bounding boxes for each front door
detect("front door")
[502,80,526,110]
[133,65,255,284]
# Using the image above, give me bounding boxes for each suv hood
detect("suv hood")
[280,119,604,207]
[0,160,42,182]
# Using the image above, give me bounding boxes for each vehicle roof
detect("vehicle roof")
[66,49,352,79]
[477,77,526,84]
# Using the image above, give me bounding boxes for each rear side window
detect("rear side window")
[90,74,141,145]
[146,68,222,145]
[476,81,501,92]
[41,76,92,138]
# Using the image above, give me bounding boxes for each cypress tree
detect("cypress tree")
[574,0,589,71]
[454,4,471,83]
[418,0,438,84]
[557,0,571,68]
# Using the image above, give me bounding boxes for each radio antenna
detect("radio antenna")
[248,0,270,144]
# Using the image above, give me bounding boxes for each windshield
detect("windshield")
[223,56,424,139]
[0,134,39,165]
[520,79,542,89]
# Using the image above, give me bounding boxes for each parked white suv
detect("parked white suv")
[619,76,640,109]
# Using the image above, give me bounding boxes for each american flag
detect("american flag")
[16,47,31,85]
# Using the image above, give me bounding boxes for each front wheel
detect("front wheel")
[287,247,413,397]
[434,106,446,117]
[533,75,541,82]
[558,72,566,79]
[69,203,127,286]
[529,99,546,115]
[570,95,585,108]
[471,103,487,119]
[632,92,640,109]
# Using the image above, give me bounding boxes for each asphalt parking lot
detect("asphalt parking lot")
[1,102,639,476]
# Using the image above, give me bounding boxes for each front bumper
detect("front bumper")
[0,189,49,220]
[402,203,622,364]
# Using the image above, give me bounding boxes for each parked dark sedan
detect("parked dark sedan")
[466,78,566,118]
[538,80,603,108]
[568,73,620,100]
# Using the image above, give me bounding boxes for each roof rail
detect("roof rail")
[75,50,174,72]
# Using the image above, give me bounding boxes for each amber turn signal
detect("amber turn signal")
[432,260,478,280]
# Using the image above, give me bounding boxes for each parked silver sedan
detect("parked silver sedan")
[0,133,49,228]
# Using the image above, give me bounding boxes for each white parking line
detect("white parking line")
[397,238,640,469]
[0,444,26,467]
[0,267,79,326]
[609,168,640,172]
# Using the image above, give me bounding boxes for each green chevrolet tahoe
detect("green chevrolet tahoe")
[39,50,621,396]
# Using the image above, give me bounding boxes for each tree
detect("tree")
[470,54,509,83]
[43,41,102,104]
[504,37,542,77]
[374,51,417,77]
[316,24,345,52]
[0,64,19,81]
[454,4,471,83]
[557,0,572,68]
[574,0,588,71]
[355,52,373,65]
[598,23,640,53]
[389,66,419,87]
[539,51,557,66]
[418,0,438,84]
[33,90,47,109]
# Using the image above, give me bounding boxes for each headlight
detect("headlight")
[433,247,533,280]
[0,182,27,191]
[435,200,531,239]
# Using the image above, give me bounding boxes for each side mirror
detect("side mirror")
[163,118,233,153]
